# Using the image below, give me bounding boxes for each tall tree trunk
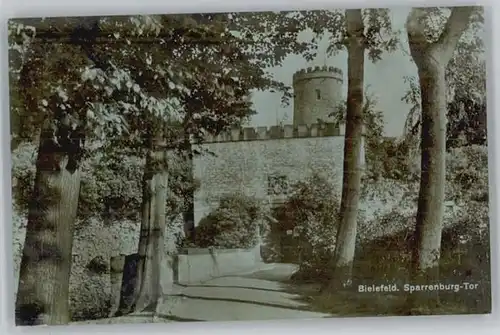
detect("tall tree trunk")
[329,9,365,290]
[408,55,447,310]
[15,113,85,325]
[405,6,474,312]
[14,18,106,325]
[131,123,169,313]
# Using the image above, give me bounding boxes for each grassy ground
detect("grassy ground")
[277,223,492,318]
[281,242,491,317]
[284,280,490,317]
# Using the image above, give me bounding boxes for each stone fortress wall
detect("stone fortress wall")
[192,65,365,226]
[201,121,345,143]
[192,126,354,225]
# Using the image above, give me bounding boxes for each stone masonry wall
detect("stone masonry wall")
[192,130,364,225]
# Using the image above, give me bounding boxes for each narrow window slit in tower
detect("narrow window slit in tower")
[315,89,321,100]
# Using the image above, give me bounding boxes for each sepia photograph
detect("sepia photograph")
[8,6,490,326]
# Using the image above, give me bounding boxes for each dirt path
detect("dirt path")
[156,263,330,322]
[71,263,328,325]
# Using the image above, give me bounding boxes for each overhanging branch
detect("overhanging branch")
[433,6,475,60]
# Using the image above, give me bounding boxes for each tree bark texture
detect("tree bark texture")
[15,113,85,325]
[329,9,365,289]
[130,125,169,313]
[405,6,474,312]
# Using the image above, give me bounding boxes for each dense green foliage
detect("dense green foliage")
[356,146,489,279]
[271,174,340,279]
[8,13,326,153]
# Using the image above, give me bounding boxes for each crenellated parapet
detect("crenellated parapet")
[292,65,343,84]
[202,122,347,143]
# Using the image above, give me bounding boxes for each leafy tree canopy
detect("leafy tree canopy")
[8,12,322,154]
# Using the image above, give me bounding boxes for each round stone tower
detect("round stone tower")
[292,65,343,126]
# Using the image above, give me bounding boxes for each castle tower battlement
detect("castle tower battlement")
[293,65,343,127]
[292,65,343,83]
[202,122,347,143]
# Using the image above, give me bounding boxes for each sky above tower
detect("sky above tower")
[248,7,415,137]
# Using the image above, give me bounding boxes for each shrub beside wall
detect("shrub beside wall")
[190,193,269,249]
[272,174,340,279]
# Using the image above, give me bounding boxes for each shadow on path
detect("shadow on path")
[160,263,331,322]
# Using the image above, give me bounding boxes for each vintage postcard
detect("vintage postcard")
[8,6,490,326]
